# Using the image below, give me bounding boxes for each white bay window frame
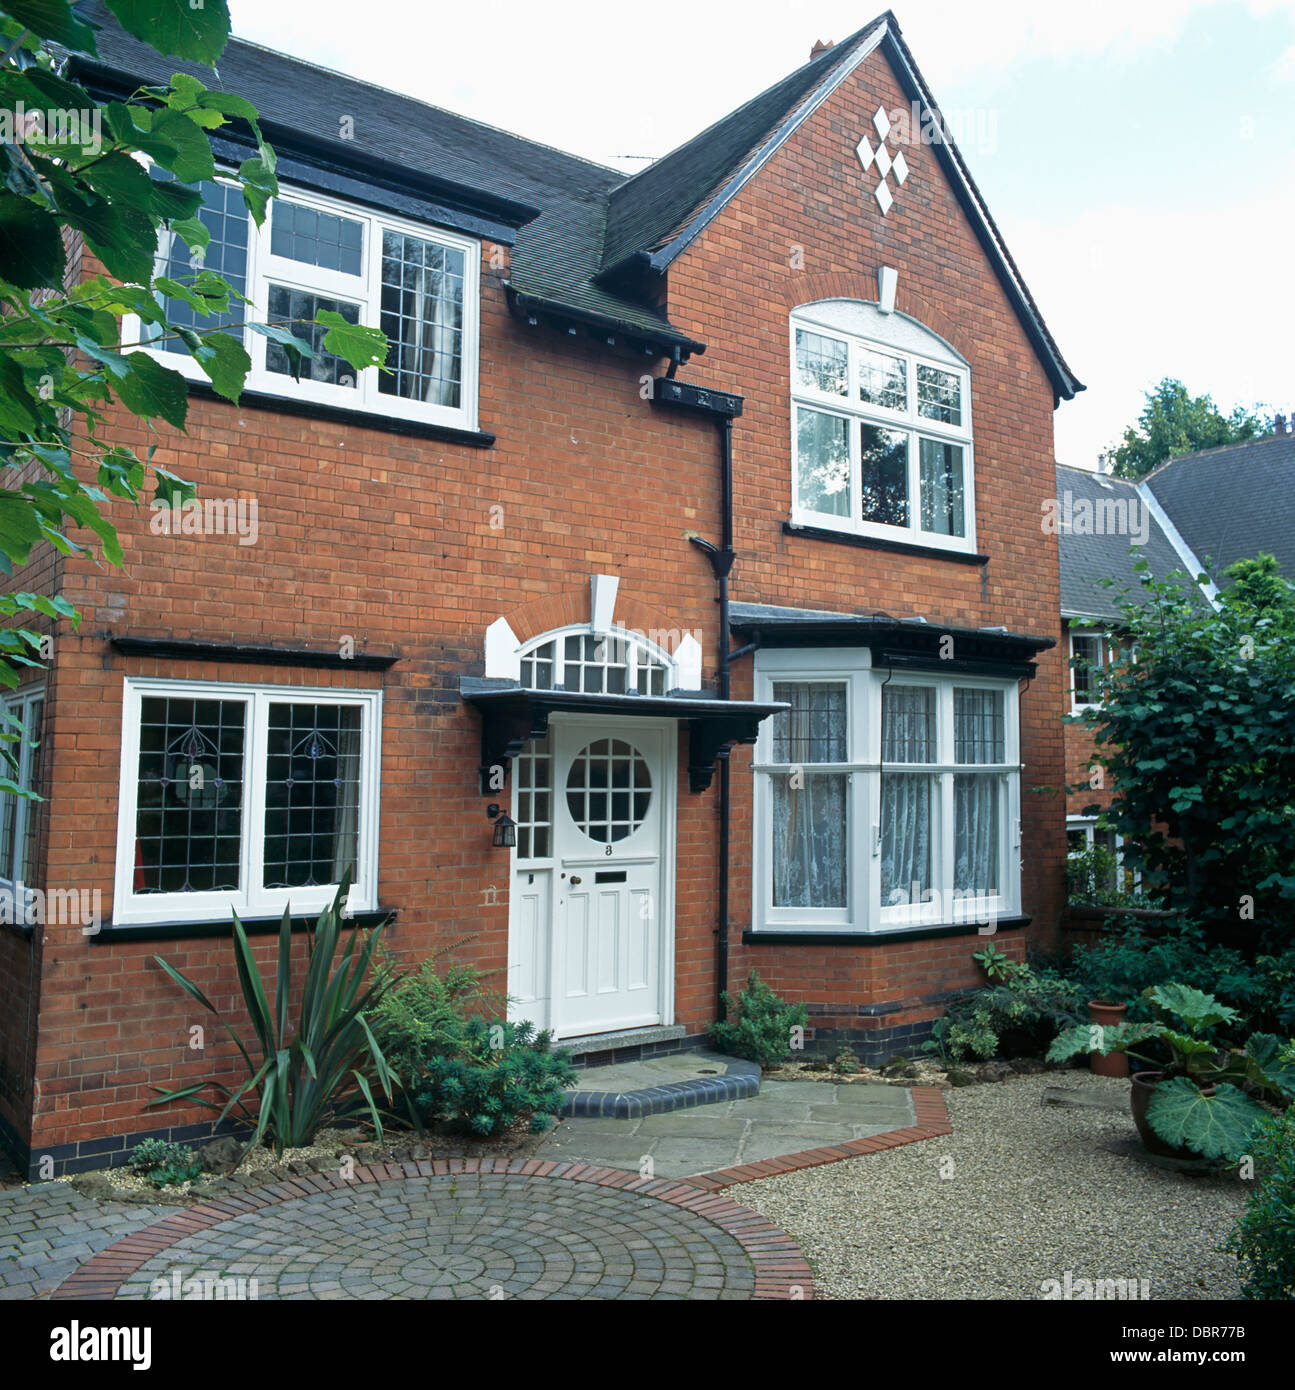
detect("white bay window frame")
[0,685,45,901]
[113,677,382,927]
[124,176,481,433]
[789,304,975,553]
[752,648,1020,934]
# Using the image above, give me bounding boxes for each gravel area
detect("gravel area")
[740,1071,1248,1300]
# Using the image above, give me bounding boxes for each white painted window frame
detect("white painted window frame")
[122,175,481,433]
[113,677,383,926]
[0,685,45,899]
[751,649,1020,934]
[1066,813,1140,891]
[789,309,976,553]
[1069,629,1107,713]
[517,624,678,692]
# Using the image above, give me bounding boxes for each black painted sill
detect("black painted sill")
[187,380,495,448]
[782,521,989,567]
[743,914,1031,945]
[87,908,395,943]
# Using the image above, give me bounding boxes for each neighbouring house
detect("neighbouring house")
[1140,424,1295,583]
[0,8,1084,1178]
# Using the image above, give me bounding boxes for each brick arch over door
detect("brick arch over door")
[779,272,971,365]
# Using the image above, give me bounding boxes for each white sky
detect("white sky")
[228,0,1295,469]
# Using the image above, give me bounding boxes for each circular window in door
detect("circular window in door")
[565,738,652,843]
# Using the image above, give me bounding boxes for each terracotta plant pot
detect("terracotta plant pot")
[1087,1001,1129,1077]
[1129,1070,1200,1159]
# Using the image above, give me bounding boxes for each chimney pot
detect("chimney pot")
[810,39,835,59]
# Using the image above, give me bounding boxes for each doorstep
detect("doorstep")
[560,1049,761,1119]
[559,1023,690,1061]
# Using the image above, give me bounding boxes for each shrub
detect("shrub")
[150,877,398,1156]
[130,1138,202,1188]
[709,971,809,1070]
[922,958,1083,1064]
[831,1045,860,1076]
[407,1019,576,1136]
[1068,921,1295,1033]
[369,952,499,1083]
[1225,1104,1295,1299]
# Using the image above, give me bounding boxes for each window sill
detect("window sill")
[87,908,396,943]
[186,380,495,447]
[742,914,1030,945]
[783,521,988,566]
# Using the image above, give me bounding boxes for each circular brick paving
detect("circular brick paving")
[52,1160,812,1301]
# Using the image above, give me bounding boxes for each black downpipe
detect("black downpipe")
[715,418,735,1018]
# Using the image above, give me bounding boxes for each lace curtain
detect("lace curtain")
[880,686,934,903]
[770,683,847,908]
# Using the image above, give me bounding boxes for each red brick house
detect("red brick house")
[0,10,1083,1177]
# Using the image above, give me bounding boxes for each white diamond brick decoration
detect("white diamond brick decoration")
[860,105,907,216]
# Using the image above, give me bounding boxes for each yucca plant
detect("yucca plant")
[148,876,400,1155]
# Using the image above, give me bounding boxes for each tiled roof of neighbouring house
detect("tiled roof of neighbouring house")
[67,4,1080,392]
[1055,464,1190,623]
[1142,434,1295,585]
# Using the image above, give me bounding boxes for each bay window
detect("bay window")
[113,679,382,926]
[135,175,479,431]
[754,650,1019,933]
[790,302,974,551]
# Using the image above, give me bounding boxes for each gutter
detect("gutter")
[506,285,706,359]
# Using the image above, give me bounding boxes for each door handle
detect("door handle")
[570,876,582,885]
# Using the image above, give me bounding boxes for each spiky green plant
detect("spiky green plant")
[148,877,399,1155]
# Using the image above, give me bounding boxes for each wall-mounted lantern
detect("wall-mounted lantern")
[486,803,516,848]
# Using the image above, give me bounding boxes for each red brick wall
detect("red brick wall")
[662,45,1067,1026]
[16,40,1071,1159]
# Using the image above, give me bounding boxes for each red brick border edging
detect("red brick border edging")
[687,1084,952,1189]
[50,1158,814,1302]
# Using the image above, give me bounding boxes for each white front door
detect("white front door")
[508,716,674,1040]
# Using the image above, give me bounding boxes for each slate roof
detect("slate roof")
[599,19,886,273]
[67,5,1079,386]
[1142,435,1295,585]
[1055,464,1188,622]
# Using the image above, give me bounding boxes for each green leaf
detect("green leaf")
[114,353,189,431]
[104,0,231,65]
[1145,1077,1268,1161]
[4,0,99,50]
[317,311,387,374]
[0,199,67,290]
[1244,1034,1295,1101]
[1146,982,1238,1032]
[193,330,249,403]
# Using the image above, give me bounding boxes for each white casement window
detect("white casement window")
[752,649,1020,933]
[113,679,382,926]
[1069,630,1106,711]
[126,174,480,431]
[0,686,45,895]
[789,300,975,552]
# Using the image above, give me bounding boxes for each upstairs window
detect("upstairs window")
[137,176,479,431]
[790,301,974,552]
[1069,631,1106,710]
